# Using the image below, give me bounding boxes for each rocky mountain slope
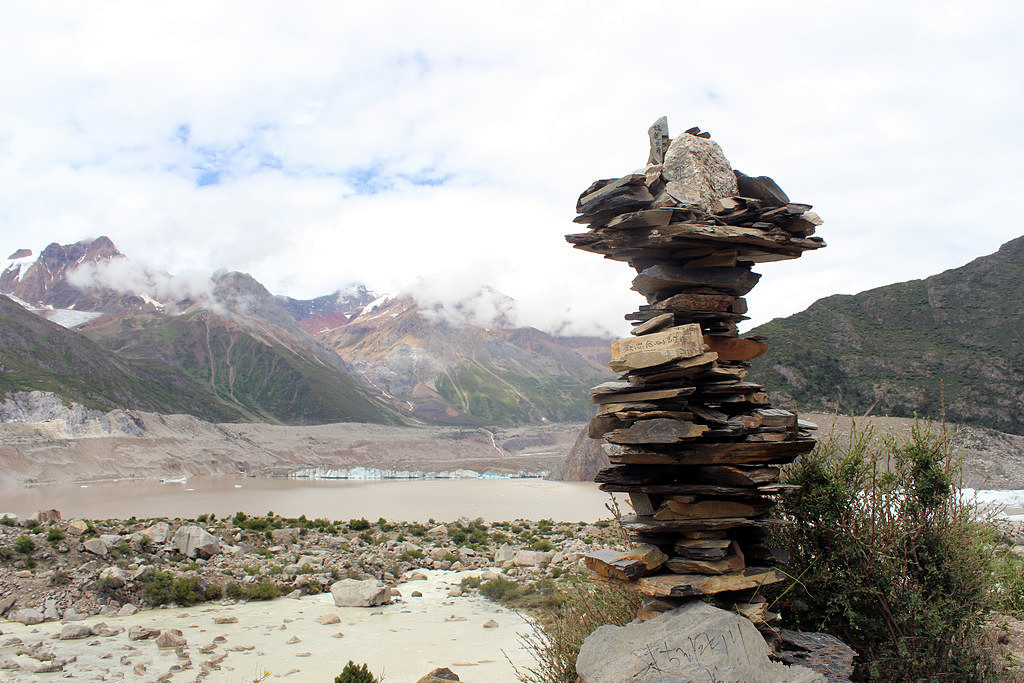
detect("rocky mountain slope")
[1,240,403,426]
[0,298,243,421]
[2,238,612,426]
[319,295,611,425]
[747,235,1024,434]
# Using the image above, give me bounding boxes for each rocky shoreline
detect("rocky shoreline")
[0,509,619,679]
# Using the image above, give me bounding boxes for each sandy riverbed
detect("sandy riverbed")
[0,569,534,682]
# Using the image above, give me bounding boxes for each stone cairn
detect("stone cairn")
[570,117,825,629]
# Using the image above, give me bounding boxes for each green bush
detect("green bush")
[46,528,65,545]
[480,576,521,602]
[13,535,34,555]
[348,518,371,531]
[223,580,279,601]
[334,661,378,683]
[246,580,280,601]
[769,422,1001,681]
[460,576,483,590]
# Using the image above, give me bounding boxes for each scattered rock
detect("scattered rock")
[33,509,61,524]
[513,550,553,567]
[213,616,237,624]
[315,614,341,625]
[8,608,44,625]
[417,667,460,682]
[82,538,107,557]
[66,520,88,535]
[170,525,221,559]
[494,544,515,564]
[98,566,126,588]
[117,604,138,617]
[140,522,171,544]
[155,629,188,649]
[483,619,499,628]
[59,623,93,640]
[128,625,161,641]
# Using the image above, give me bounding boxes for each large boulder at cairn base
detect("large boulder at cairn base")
[662,133,739,212]
[330,579,392,607]
[170,525,221,558]
[576,601,825,683]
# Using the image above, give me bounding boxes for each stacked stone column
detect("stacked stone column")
[571,118,825,627]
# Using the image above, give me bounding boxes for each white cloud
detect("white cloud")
[1,1,1022,337]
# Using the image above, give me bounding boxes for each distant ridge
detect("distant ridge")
[748,235,1024,435]
[2,237,612,426]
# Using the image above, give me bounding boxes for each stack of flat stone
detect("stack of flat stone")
[571,117,825,627]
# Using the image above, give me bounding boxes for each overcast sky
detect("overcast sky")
[1,1,1022,336]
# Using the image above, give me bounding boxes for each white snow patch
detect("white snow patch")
[139,293,164,310]
[1,253,36,283]
[41,309,104,328]
[4,293,33,309]
[362,293,393,315]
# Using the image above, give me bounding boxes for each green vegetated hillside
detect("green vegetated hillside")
[81,310,405,426]
[0,296,243,420]
[749,235,1024,434]
[323,297,612,426]
[434,360,600,424]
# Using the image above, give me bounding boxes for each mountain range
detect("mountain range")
[3,234,1022,435]
[1,237,612,426]
[747,235,1024,435]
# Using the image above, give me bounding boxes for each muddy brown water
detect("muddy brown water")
[0,476,620,522]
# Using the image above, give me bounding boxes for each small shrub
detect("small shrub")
[205,583,224,600]
[769,422,1001,681]
[13,535,34,555]
[400,549,424,561]
[480,576,522,602]
[530,539,554,552]
[46,527,65,545]
[245,580,280,601]
[460,576,483,590]
[95,576,122,595]
[514,576,640,683]
[334,661,378,683]
[225,582,245,600]
[348,518,371,531]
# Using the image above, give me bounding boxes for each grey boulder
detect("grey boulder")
[171,525,221,559]
[662,133,739,213]
[577,601,824,683]
[59,622,93,640]
[330,579,392,607]
[8,608,44,625]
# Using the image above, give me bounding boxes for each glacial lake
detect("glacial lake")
[0,476,621,522]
